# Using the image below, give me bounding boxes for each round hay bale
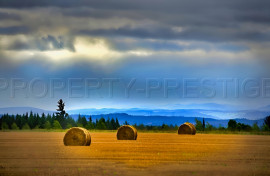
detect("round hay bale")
[117,125,137,140]
[185,122,196,135]
[178,123,196,135]
[63,127,91,146]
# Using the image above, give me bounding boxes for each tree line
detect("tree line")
[2,99,269,132]
[0,113,270,132]
[0,112,121,130]
[194,117,270,132]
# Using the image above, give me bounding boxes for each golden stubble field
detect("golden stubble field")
[0,132,269,176]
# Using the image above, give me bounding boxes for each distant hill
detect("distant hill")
[67,107,270,120]
[69,113,264,127]
[0,107,53,115]
[260,104,270,111]
[0,106,268,127]
[163,103,244,111]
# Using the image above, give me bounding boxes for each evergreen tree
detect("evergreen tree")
[2,114,12,128]
[28,111,35,129]
[44,121,51,129]
[205,122,215,131]
[32,113,39,128]
[252,122,260,131]
[262,124,270,131]
[2,122,9,130]
[138,124,145,130]
[81,116,87,128]
[96,117,106,129]
[264,115,270,130]
[39,113,46,129]
[85,116,94,129]
[95,119,98,128]
[115,118,120,129]
[77,114,82,123]
[195,118,203,131]
[228,119,237,130]
[56,99,67,128]
[96,121,106,129]
[15,114,23,129]
[46,114,52,124]
[53,120,62,129]
[106,118,112,130]
[3,114,15,128]
[202,118,205,131]
[99,117,106,124]
[10,115,15,128]
[77,114,83,127]
[22,123,30,130]
[89,116,92,123]
[116,119,120,128]
[66,123,73,129]
[161,123,169,130]
[86,121,94,129]
[51,113,56,125]
[22,113,28,128]
[66,116,76,127]
[11,123,19,130]
[56,99,66,116]
[174,124,178,130]
[110,118,116,130]
[33,125,40,129]
[236,123,252,131]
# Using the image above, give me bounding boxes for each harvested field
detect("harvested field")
[0,132,269,176]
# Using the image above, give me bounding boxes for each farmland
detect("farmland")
[0,132,269,176]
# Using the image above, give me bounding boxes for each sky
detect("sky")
[0,0,270,110]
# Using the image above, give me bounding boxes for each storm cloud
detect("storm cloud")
[0,0,269,109]
[0,0,270,42]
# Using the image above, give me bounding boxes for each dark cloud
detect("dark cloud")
[0,26,29,35]
[0,0,269,110]
[108,38,249,52]
[39,35,64,50]
[6,35,75,51]
[110,39,186,51]
[79,26,176,40]
[7,40,31,50]
[78,25,270,42]
[1,0,270,42]
[0,0,131,8]
[0,11,21,20]
[62,8,109,18]
[57,1,270,27]
[0,0,268,11]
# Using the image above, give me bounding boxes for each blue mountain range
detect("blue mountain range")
[0,103,269,127]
